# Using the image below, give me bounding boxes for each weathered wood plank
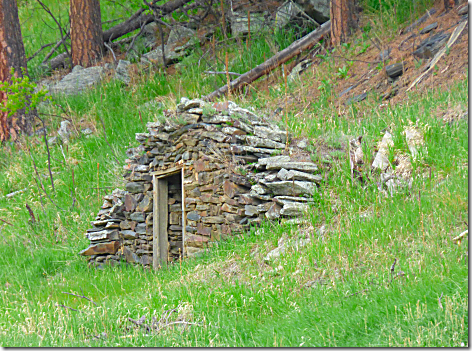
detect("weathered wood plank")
[181,167,186,258]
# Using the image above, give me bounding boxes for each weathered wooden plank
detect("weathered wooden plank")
[157,178,169,267]
[151,167,182,177]
[152,175,158,270]
[181,167,186,258]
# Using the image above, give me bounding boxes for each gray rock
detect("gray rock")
[266,161,318,172]
[265,203,281,220]
[264,235,287,262]
[141,45,187,66]
[275,1,308,30]
[254,125,287,143]
[280,202,309,216]
[130,212,145,222]
[420,22,438,35]
[251,183,267,195]
[293,0,330,24]
[277,168,322,182]
[126,182,145,193]
[245,135,286,149]
[257,155,291,166]
[141,23,158,47]
[264,180,315,196]
[274,196,314,204]
[135,223,146,234]
[121,230,137,240]
[245,205,259,217]
[187,211,201,221]
[345,92,367,105]
[57,120,73,142]
[115,60,131,85]
[81,128,93,136]
[231,11,267,36]
[86,229,119,241]
[47,136,59,145]
[177,97,206,111]
[413,32,451,59]
[51,65,104,95]
[296,139,308,149]
[264,173,278,182]
[167,25,196,45]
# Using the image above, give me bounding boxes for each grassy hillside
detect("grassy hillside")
[0,0,468,346]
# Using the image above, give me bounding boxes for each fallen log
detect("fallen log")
[204,20,331,101]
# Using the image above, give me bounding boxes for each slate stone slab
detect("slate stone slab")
[413,32,451,59]
[51,65,104,95]
[420,22,438,34]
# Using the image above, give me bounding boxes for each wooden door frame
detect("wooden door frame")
[151,167,186,270]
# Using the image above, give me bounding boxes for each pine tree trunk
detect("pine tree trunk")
[0,0,30,141]
[330,0,357,47]
[70,0,104,67]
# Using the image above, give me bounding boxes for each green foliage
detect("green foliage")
[0,68,49,117]
[336,65,351,79]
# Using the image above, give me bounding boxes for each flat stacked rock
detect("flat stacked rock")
[81,98,322,268]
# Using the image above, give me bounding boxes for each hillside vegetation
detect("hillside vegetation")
[0,0,468,346]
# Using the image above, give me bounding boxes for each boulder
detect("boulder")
[115,60,131,85]
[230,11,267,36]
[51,65,104,95]
[167,25,196,45]
[293,0,330,24]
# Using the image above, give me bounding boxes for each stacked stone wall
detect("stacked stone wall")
[80,98,322,268]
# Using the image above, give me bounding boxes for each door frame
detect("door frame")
[151,166,186,270]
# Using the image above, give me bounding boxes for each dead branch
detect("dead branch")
[205,70,242,76]
[41,30,70,65]
[62,290,97,305]
[204,20,331,101]
[27,42,55,62]
[0,218,13,226]
[3,188,26,199]
[56,303,81,312]
[453,230,468,243]
[36,0,71,63]
[25,203,36,223]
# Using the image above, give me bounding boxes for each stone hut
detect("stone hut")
[80,98,322,269]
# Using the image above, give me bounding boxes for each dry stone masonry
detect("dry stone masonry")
[80,98,322,269]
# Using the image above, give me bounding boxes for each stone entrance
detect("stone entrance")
[152,168,186,269]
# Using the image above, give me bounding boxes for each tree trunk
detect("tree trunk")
[330,0,357,46]
[0,0,30,141]
[70,0,104,67]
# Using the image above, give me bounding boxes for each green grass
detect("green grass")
[0,1,468,347]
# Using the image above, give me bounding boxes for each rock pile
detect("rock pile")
[80,98,322,269]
